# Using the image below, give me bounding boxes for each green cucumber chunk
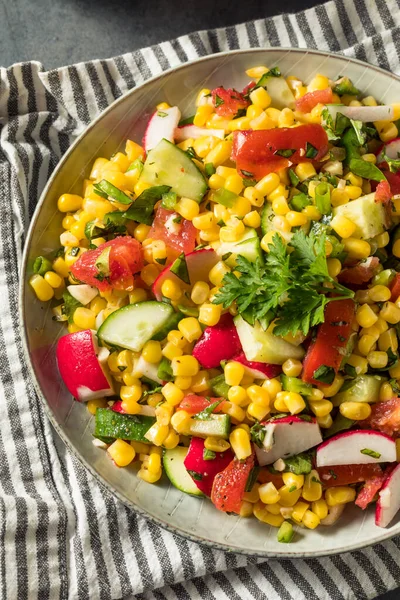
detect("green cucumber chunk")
[332,375,386,406]
[332,193,388,240]
[152,311,184,341]
[209,374,230,399]
[163,447,204,496]
[189,414,231,439]
[98,301,174,352]
[95,409,155,442]
[139,139,207,202]
[217,228,263,268]
[281,375,312,396]
[157,357,173,381]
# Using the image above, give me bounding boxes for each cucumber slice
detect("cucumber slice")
[95,409,155,442]
[189,414,231,439]
[139,139,207,202]
[332,375,386,406]
[234,315,305,364]
[209,374,230,399]
[163,447,204,496]
[332,193,388,239]
[98,301,174,352]
[151,311,184,341]
[217,228,263,267]
[281,375,312,396]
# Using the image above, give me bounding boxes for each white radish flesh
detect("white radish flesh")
[174,125,225,142]
[143,106,181,152]
[375,464,400,528]
[316,430,396,467]
[327,104,394,123]
[67,284,98,306]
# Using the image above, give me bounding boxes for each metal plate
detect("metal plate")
[20,48,400,557]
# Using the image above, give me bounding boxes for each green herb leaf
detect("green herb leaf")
[194,400,223,421]
[254,67,281,89]
[250,423,266,448]
[187,470,203,481]
[170,253,190,284]
[312,365,335,384]
[290,192,310,212]
[305,142,318,159]
[360,448,381,459]
[215,94,224,107]
[283,452,313,475]
[62,290,83,324]
[157,357,173,382]
[203,449,216,461]
[186,146,201,161]
[245,466,260,492]
[241,169,255,178]
[205,162,216,177]
[288,168,300,187]
[381,149,400,174]
[275,148,296,158]
[126,158,144,174]
[161,191,177,210]
[93,180,133,205]
[344,363,358,378]
[123,185,171,224]
[349,158,386,182]
[178,115,195,126]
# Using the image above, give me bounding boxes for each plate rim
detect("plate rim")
[19,46,400,558]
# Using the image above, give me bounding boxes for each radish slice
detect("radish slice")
[316,430,396,467]
[254,416,323,466]
[152,248,218,302]
[56,329,114,402]
[376,463,400,527]
[326,104,394,123]
[67,284,98,306]
[183,437,234,496]
[376,137,400,164]
[192,313,242,369]
[143,106,181,152]
[174,125,225,142]
[231,353,281,380]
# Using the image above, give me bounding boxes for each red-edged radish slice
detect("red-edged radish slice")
[254,416,323,466]
[152,248,218,301]
[67,284,98,306]
[174,125,225,142]
[183,437,234,496]
[316,430,396,467]
[376,137,400,164]
[143,106,181,152]
[56,329,114,402]
[326,104,394,123]
[376,464,400,527]
[192,313,242,369]
[231,353,281,380]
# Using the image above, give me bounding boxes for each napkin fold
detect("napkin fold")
[2,0,400,598]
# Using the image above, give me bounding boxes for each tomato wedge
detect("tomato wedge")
[375,180,392,204]
[302,299,356,385]
[232,124,329,180]
[211,452,255,513]
[355,469,389,510]
[390,273,400,302]
[361,397,400,437]
[211,87,250,118]
[318,464,383,488]
[295,88,333,113]
[71,236,143,291]
[338,257,379,286]
[177,394,225,415]
[257,468,284,489]
[147,208,197,254]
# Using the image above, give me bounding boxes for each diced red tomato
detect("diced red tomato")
[295,88,333,113]
[318,464,383,488]
[390,273,400,302]
[257,468,284,489]
[361,397,400,437]
[355,469,389,510]
[111,400,124,413]
[211,87,250,118]
[302,299,356,385]
[177,394,225,415]
[242,81,255,96]
[338,257,380,286]
[232,125,329,180]
[147,208,197,254]
[375,180,392,204]
[71,236,143,291]
[211,452,255,513]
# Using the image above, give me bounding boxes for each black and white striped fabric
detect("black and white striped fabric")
[2,0,400,598]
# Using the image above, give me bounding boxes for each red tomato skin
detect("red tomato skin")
[232,125,329,180]
[355,470,388,510]
[361,397,400,437]
[211,87,250,118]
[318,464,383,488]
[257,468,284,489]
[375,180,392,204]
[302,299,356,385]
[177,395,225,415]
[211,452,255,513]
[147,208,197,254]
[338,257,379,286]
[390,273,400,302]
[71,236,143,291]
[295,88,333,113]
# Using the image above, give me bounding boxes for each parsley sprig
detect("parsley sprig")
[212,231,354,337]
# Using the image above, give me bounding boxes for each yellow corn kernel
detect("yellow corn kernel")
[67,323,82,334]
[284,210,307,228]
[302,207,321,223]
[208,174,226,191]
[330,214,356,239]
[87,398,108,415]
[144,422,169,446]
[317,414,333,429]
[278,108,295,127]
[308,74,330,92]
[292,501,310,523]
[294,162,316,182]
[229,196,252,219]
[238,500,253,518]
[309,399,333,418]
[242,210,261,228]
[73,307,96,329]
[378,328,398,352]
[376,121,398,142]
[192,212,215,231]
[312,498,328,520]
[209,261,230,287]
[204,437,231,452]
[174,377,192,392]
[132,224,150,244]
[283,392,305,415]
[116,350,133,373]
[356,303,378,328]
[302,470,322,502]
[278,485,302,507]
[162,382,185,407]
[262,378,282,400]
[224,362,245,387]
[120,383,142,404]
[128,289,147,304]
[325,486,356,506]
[246,104,263,120]
[367,350,388,369]
[62,214,76,230]
[380,301,400,324]
[129,441,149,456]
[141,340,162,364]
[193,104,214,127]
[147,452,162,475]
[107,439,136,467]
[169,410,191,435]
[339,401,372,421]
[272,198,290,217]
[281,359,302,379]
[282,472,304,490]
[51,258,68,280]
[89,157,108,180]
[223,174,243,196]
[229,428,252,460]
[393,239,400,259]
[346,354,369,376]
[205,140,232,167]
[368,285,391,303]
[42,271,62,290]
[176,198,200,221]
[254,172,280,196]
[198,303,221,326]
[247,402,270,421]
[221,401,246,423]
[190,371,209,394]
[268,183,289,202]
[120,396,141,416]
[250,111,276,130]
[167,329,186,348]
[259,482,281,505]
[345,172,363,187]
[358,334,376,356]
[162,342,183,361]
[379,382,394,402]
[345,185,362,200]
[199,225,221,242]
[246,385,270,407]
[308,388,324,401]
[274,391,289,413]
[160,278,182,301]
[330,188,349,207]
[137,466,162,483]
[342,238,371,260]
[178,318,202,343]
[161,429,179,449]
[88,297,106,316]
[243,481,260,504]
[124,139,143,162]
[302,510,320,529]
[389,362,400,378]
[254,501,285,526]
[249,86,272,109]
[243,186,264,207]
[193,135,220,158]
[228,386,248,406]
[140,264,160,287]
[57,193,83,213]
[171,355,199,377]
[228,116,252,132]
[190,281,209,305]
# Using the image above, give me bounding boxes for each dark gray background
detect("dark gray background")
[2,0,399,597]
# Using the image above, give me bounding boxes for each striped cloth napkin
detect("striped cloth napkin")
[2,0,400,598]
